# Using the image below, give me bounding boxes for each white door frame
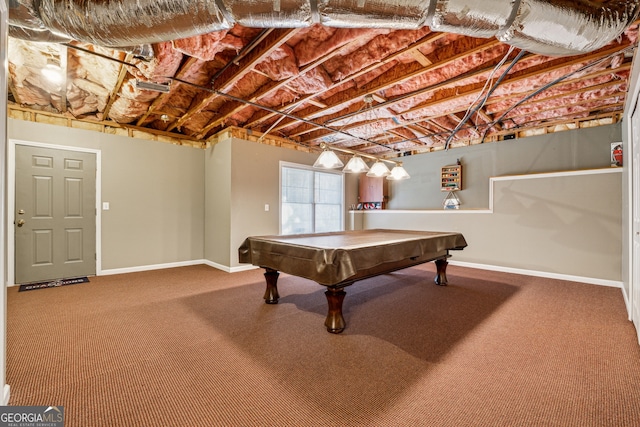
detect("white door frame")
[631,107,640,344]
[7,140,102,286]
[1,0,9,404]
[624,56,640,345]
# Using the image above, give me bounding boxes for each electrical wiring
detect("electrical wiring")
[169,76,400,152]
[444,46,526,150]
[480,45,636,142]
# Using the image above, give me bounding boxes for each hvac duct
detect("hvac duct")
[7,0,640,56]
[8,26,72,44]
[36,0,232,47]
[221,0,315,28]
[8,0,45,30]
[497,0,640,56]
[317,0,430,29]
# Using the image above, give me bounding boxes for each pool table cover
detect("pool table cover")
[238,229,467,286]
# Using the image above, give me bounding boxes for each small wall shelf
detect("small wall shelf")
[441,164,462,191]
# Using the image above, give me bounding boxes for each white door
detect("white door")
[15,145,96,284]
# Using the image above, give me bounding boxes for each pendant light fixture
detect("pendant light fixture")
[343,155,370,173]
[388,163,411,180]
[312,147,344,169]
[366,161,391,177]
[313,143,410,180]
[312,94,410,180]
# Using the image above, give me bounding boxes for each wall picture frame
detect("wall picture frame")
[611,142,623,167]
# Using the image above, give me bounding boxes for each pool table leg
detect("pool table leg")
[324,287,347,334]
[434,258,448,286]
[263,268,280,304]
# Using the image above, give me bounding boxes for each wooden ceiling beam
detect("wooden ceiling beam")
[486,78,628,116]
[136,56,202,127]
[59,45,68,114]
[196,31,449,138]
[315,44,630,147]
[167,28,297,133]
[284,40,508,143]
[296,41,630,146]
[103,52,132,121]
[409,49,432,66]
[481,61,631,109]
[266,37,502,136]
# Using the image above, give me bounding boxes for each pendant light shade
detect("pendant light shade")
[366,161,391,177]
[387,164,410,180]
[343,155,370,173]
[313,142,410,181]
[313,149,344,169]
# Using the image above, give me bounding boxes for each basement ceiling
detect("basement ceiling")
[6,1,640,158]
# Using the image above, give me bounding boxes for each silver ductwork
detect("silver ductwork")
[37,0,232,47]
[8,25,72,44]
[8,0,45,30]
[498,0,640,56]
[8,0,640,56]
[221,0,315,28]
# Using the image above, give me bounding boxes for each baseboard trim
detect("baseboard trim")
[98,259,621,288]
[99,260,207,276]
[450,260,623,288]
[100,260,258,276]
[201,260,257,273]
[3,384,10,405]
[230,264,259,273]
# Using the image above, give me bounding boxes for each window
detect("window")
[280,163,344,235]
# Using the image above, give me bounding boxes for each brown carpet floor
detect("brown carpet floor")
[6,264,640,426]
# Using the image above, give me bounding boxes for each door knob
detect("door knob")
[16,219,25,227]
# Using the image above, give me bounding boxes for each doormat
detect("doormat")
[19,277,89,292]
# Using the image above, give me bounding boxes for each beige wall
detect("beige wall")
[204,137,360,269]
[359,123,624,283]
[8,119,205,272]
[358,169,623,282]
[8,118,624,283]
[204,138,319,268]
[204,141,232,267]
[389,124,622,210]
[8,121,352,272]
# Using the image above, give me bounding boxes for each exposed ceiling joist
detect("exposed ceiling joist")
[7,13,638,157]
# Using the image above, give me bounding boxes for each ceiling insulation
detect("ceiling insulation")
[6,1,640,157]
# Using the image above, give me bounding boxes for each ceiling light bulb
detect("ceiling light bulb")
[343,155,370,173]
[366,161,391,177]
[313,149,344,169]
[387,165,410,180]
[41,67,63,84]
[45,58,61,70]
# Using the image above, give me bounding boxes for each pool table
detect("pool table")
[238,229,467,333]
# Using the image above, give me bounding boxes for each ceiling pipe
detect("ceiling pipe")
[6,0,640,56]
